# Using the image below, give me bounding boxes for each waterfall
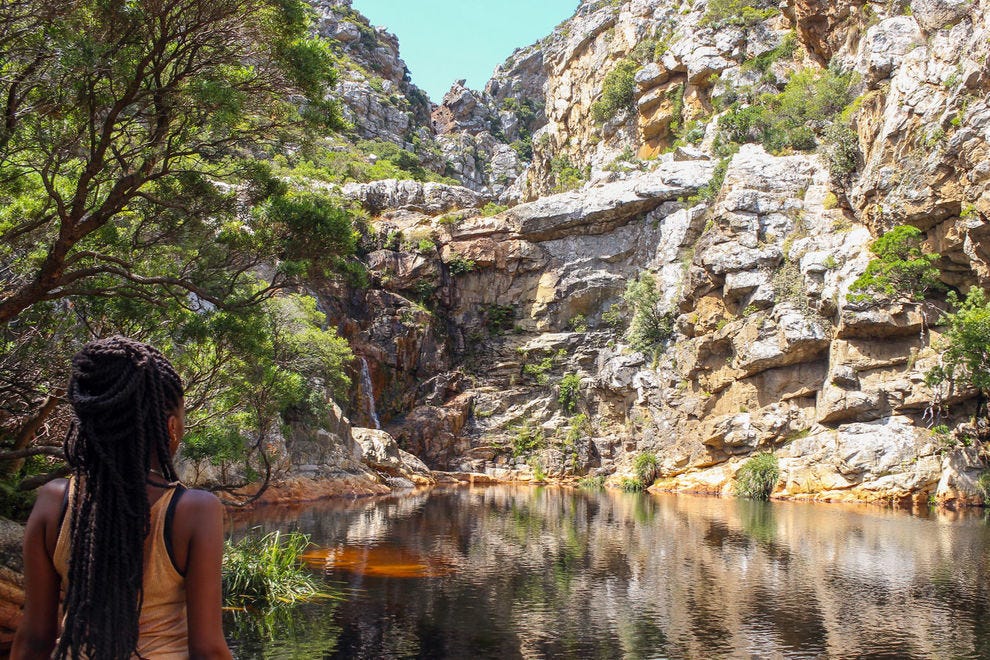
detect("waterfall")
[359,356,381,430]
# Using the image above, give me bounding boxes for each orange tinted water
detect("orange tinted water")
[300,544,456,578]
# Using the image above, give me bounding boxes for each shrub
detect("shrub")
[511,136,533,161]
[566,413,592,445]
[447,254,476,275]
[523,355,556,385]
[550,155,587,192]
[977,471,990,504]
[741,32,797,74]
[567,314,589,332]
[847,225,941,302]
[417,238,437,253]
[223,531,329,608]
[824,121,860,175]
[619,476,644,492]
[481,202,509,217]
[633,452,659,486]
[558,373,582,413]
[512,423,546,457]
[624,273,676,353]
[734,452,780,500]
[926,288,990,426]
[577,475,606,489]
[716,66,855,156]
[601,304,625,330]
[701,0,779,28]
[529,457,547,482]
[688,156,730,204]
[591,59,641,123]
[484,303,516,334]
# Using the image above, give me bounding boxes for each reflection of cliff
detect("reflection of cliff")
[233,487,990,658]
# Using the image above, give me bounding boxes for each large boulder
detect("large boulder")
[353,428,435,486]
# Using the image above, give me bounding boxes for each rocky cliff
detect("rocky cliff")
[312,0,990,506]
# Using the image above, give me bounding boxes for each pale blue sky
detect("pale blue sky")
[351,0,578,102]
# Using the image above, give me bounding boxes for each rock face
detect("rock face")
[282,0,990,507]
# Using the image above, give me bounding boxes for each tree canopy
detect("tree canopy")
[0,0,360,506]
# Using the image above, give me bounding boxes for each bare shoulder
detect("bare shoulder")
[36,478,68,508]
[176,488,223,519]
[31,478,68,522]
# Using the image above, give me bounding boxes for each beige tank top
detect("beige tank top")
[53,480,190,659]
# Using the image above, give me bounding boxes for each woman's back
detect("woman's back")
[10,337,232,660]
[52,480,189,659]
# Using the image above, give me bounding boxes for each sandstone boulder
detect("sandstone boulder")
[353,427,434,486]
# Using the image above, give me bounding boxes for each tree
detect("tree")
[0,0,359,502]
[623,273,675,354]
[926,288,990,430]
[0,0,345,325]
[847,225,942,303]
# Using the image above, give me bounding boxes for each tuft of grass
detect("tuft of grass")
[619,476,644,492]
[223,530,332,609]
[734,452,779,501]
[977,472,990,504]
[633,452,659,487]
[577,475,606,489]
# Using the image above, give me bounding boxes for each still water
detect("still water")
[225,486,990,659]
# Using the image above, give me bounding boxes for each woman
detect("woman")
[11,337,232,659]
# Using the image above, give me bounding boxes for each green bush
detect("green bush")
[977,472,990,504]
[715,66,855,155]
[566,413,592,445]
[447,253,476,275]
[416,238,437,253]
[824,121,860,175]
[624,273,676,353]
[688,157,730,204]
[701,0,779,28]
[601,303,625,330]
[734,452,780,500]
[550,155,587,192]
[558,373,582,413]
[484,303,516,334]
[223,531,329,608]
[619,476,644,492]
[512,423,546,457]
[481,202,509,217]
[591,59,641,123]
[847,225,941,302]
[529,457,547,482]
[567,314,589,332]
[577,474,606,489]
[926,288,990,425]
[523,355,556,385]
[633,452,659,486]
[741,32,797,74]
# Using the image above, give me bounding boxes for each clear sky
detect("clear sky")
[350,0,578,102]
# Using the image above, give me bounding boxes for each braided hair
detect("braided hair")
[55,336,184,660]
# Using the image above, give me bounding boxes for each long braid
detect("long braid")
[55,337,184,660]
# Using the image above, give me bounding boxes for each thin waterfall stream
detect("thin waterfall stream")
[359,356,381,430]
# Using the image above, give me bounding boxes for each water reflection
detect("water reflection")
[227,487,990,659]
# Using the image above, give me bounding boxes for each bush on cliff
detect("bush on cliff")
[926,287,990,428]
[701,0,779,28]
[591,59,641,123]
[624,273,676,354]
[847,225,941,303]
[734,452,779,500]
[634,452,660,487]
[716,65,855,155]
